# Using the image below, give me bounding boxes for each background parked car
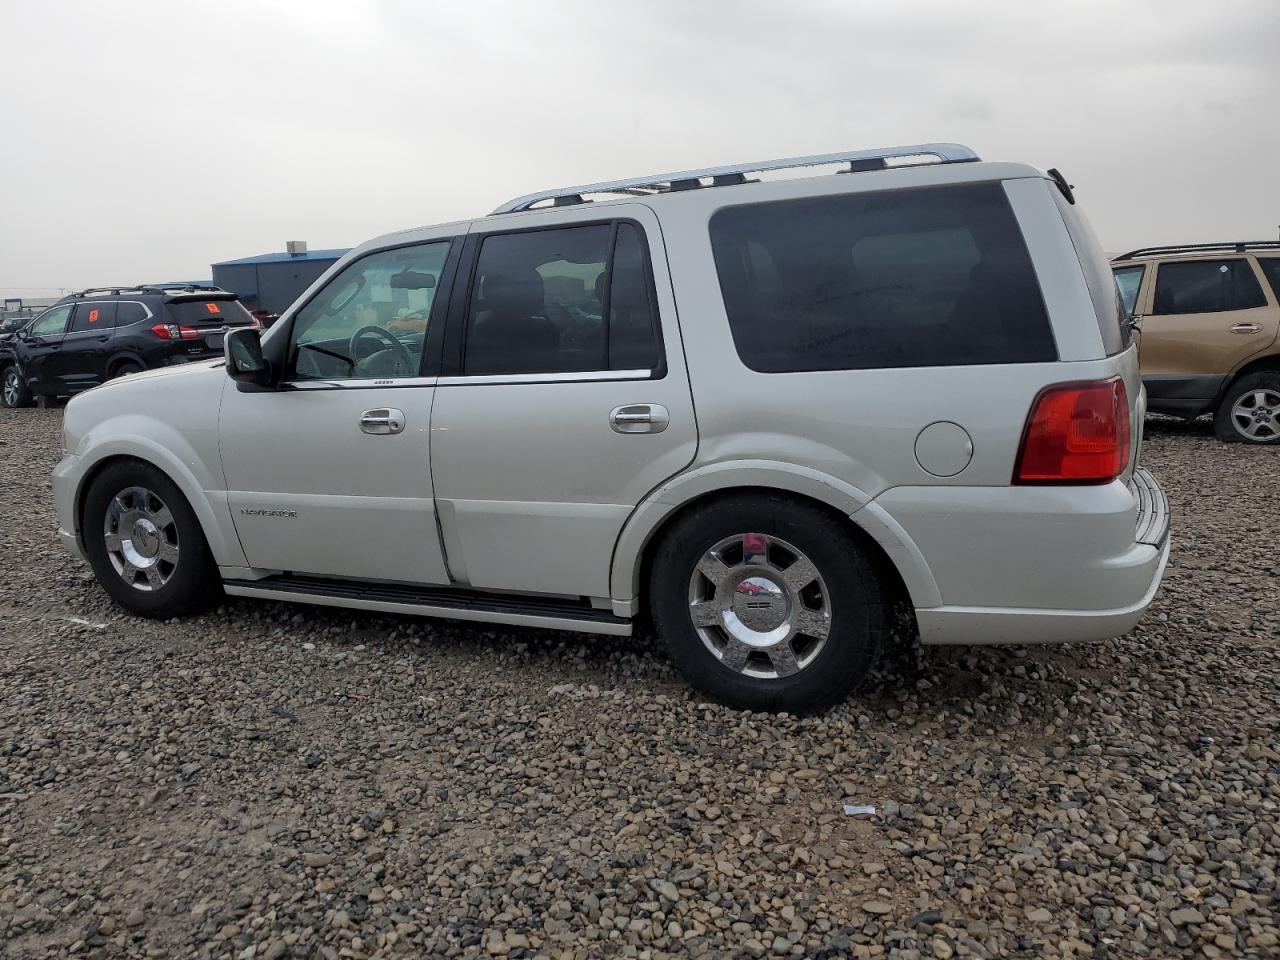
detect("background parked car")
[0,315,31,344]
[1,285,257,407]
[1112,241,1280,442]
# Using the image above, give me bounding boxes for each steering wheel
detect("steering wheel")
[348,325,414,376]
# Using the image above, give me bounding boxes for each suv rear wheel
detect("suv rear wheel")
[82,460,220,618]
[1214,372,1280,443]
[648,494,888,713]
[2,365,33,408]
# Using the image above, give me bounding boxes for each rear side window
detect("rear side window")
[1153,260,1267,314]
[463,221,661,375]
[116,302,150,326]
[709,183,1056,372]
[164,298,255,326]
[1113,265,1145,316]
[1257,258,1280,303]
[69,302,117,332]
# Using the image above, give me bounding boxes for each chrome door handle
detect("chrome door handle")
[360,408,405,435]
[1231,322,1262,334]
[609,403,670,434]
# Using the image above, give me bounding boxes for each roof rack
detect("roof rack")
[70,286,148,297]
[69,284,229,298]
[1115,241,1280,261]
[491,143,980,214]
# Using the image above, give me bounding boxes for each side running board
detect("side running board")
[222,574,632,636]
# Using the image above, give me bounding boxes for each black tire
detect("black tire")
[648,493,889,713]
[1,365,33,408]
[1213,372,1280,444]
[111,360,144,379]
[82,460,221,619]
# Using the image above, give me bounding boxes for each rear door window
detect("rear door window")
[462,221,662,375]
[69,302,118,332]
[1112,265,1145,317]
[708,182,1056,372]
[1152,259,1267,314]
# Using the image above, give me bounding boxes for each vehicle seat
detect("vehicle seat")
[468,269,560,373]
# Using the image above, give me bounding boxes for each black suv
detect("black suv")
[1,286,256,407]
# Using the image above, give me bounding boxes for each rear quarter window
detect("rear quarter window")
[708,182,1056,372]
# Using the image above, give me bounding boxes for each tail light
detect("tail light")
[1014,378,1131,484]
[150,323,200,341]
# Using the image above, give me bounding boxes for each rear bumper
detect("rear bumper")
[877,467,1170,645]
[916,536,1169,644]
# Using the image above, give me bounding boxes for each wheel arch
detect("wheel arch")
[1222,353,1280,398]
[106,351,147,377]
[73,443,246,568]
[610,461,940,614]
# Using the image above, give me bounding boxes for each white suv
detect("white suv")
[52,143,1170,712]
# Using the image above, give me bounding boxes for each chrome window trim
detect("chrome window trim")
[279,376,440,391]
[436,368,652,387]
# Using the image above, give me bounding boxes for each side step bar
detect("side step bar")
[222,574,632,636]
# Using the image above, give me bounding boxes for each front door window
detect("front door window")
[29,305,72,339]
[288,242,450,381]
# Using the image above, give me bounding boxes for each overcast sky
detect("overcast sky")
[2,0,1277,298]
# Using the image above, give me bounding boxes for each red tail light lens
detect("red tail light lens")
[150,323,201,341]
[1014,379,1131,484]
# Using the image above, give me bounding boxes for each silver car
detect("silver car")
[52,143,1169,712]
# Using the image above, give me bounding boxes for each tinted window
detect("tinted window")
[1257,258,1280,304]
[709,183,1056,372]
[29,305,72,338]
[1153,259,1267,314]
[69,302,117,332]
[164,299,255,326]
[290,242,450,381]
[1113,265,1145,316]
[463,222,661,375]
[116,302,150,326]
[608,223,660,370]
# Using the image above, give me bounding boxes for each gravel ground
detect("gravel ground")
[1,408,1277,960]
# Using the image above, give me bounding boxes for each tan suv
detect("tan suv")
[1112,242,1280,442]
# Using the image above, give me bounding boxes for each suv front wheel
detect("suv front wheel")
[82,460,220,618]
[1214,372,1280,443]
[649,494,888,713]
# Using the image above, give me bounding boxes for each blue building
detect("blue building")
[212,242,349,316]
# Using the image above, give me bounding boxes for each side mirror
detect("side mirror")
[224,327,273,389]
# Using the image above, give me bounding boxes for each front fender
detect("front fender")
[69,418,246,568]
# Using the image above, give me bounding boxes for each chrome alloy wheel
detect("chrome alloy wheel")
[687,532,831,679]
[2,368,20,406]
[1231,388,1280,441]
[103,486,180,591]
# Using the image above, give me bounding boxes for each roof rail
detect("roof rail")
[1115,241,1280,261]
[69,284,229,298]
[491,143,980,214]
[70,286,146,297]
